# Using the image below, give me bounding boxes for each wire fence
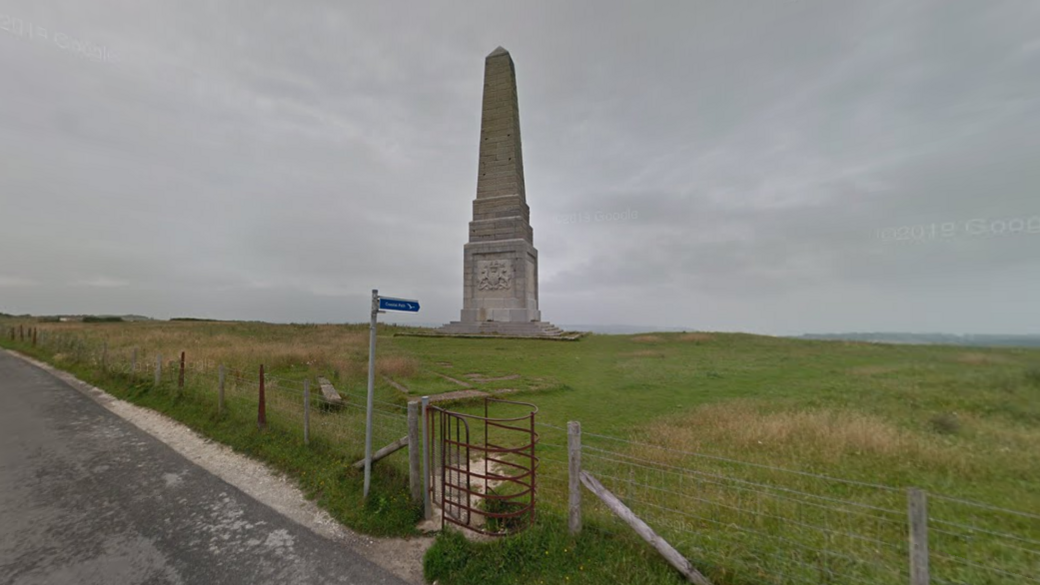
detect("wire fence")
[10,328,410,467]
[561,424,1039,585]
[4,326,1037,585]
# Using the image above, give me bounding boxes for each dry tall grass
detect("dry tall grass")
[32,321,416,460]
[640,401,971,473]
[35,321,383,382]
[559,399,1040,584]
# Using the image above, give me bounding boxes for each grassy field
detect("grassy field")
[2,319,1038,584]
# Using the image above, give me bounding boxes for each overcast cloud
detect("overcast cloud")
[1,0,1038,334]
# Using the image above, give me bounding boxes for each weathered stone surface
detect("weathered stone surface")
[440,47,558,337]
[316,377,344,407]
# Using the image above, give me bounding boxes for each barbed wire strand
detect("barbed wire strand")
[929,493,1040,521]
[582,429,902,493]
[592,470,902,553]
[582,447,906,520]
[931,552,1040,583]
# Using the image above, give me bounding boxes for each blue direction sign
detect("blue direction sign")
[378,297,420,312]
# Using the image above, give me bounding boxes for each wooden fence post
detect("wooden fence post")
[303,379,310,445]
[32,328,38,347]
[218,365,225,414]
[569,421,582,535]
[408,401,421,504]
[20,325,24,341]
[581,471,713,585]
[257,364,266,430]
[351,436,409,470]
[909,488,930,585]
[421,395,431,520]
[155,353,162,386]
[177,351,185,392]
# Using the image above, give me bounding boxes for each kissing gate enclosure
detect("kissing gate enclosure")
[426,398,538,536]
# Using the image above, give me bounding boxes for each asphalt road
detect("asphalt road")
[0,350,410,585]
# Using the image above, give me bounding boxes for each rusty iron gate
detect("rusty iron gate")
[426,397,538,536]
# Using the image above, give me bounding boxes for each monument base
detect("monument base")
[437,320,564,338]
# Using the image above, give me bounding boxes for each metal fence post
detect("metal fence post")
[155,353,162,387]
[909,488,930,585]
[569,420,582,535]
[408,401,421,504]
[303,379,310,445]
[421,395,431,520]
[364,289,378,500]
[529,409,537,526]
[218,365,225,414]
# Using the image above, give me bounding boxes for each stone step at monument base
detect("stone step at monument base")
[437,320,564,338]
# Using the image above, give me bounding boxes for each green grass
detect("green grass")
[388,332,1040,584]
[425,516,687,585]
[3,320,1039,584]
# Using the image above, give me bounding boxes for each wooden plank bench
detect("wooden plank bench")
[316,377,345,408]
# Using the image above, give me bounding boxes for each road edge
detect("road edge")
[2,349,432,584]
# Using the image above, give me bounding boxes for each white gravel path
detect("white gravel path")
[8,351,433,585]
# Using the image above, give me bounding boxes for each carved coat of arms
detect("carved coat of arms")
[477,260,514,291]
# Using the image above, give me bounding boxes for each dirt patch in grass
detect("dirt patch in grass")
[630,335,664,344]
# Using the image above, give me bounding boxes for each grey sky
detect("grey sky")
[1,0,1038,334]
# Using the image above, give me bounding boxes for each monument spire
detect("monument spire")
[439,47,561,338]
[476,47,525,203]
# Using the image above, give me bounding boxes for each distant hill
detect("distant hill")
[17,314,155,322]
[396,322,695,335]
[556,324,694,335]
[798,332,1040,348]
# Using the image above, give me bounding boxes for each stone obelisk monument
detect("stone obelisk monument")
[440,47,561,337]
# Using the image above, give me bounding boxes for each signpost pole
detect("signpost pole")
[363,290,419,501]
[364,289,378,499]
